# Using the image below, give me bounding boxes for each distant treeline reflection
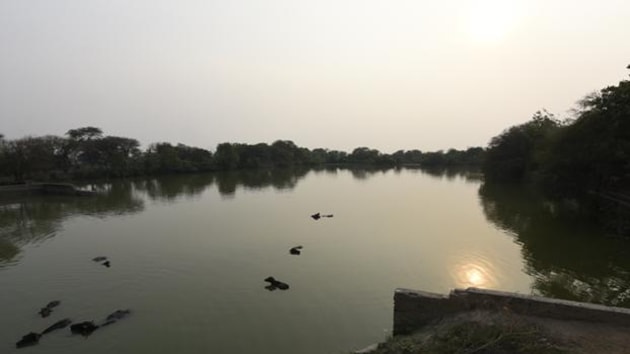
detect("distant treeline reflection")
[481,66,630,235]
[0,166,477,265]
[4,166,630,308]
[131,167,312,200]
[479,183,630,307]
[0,183,144,266]
[86,165,480,201]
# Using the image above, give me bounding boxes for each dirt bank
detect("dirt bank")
[361,309,630,353]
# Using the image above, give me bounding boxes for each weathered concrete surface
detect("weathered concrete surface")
[354,343,379,353]
[0,183,94,196]
[394,287,630,335]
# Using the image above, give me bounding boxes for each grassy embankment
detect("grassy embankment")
[359,311,574,354]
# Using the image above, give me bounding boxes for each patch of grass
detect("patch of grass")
[366,317,568,354]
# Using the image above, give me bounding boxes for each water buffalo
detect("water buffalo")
[264,276,290,290]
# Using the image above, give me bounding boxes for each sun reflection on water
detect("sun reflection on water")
[452,255,499,289]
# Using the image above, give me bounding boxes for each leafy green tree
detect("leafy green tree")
[0,134,6,180]
[295,147,313,165]
[63,127,145,177]
[309,148,328,165]
[349,147,380,164]
[391,150,405,165]
[175,144,213,171]
[325,150,347,164]
[66,127,103,141]
[145,143,183,173]
[65,126,104,171]
[214,143,240,170]
[403,149,423,164]
[421,150,446,166]
[542,74,630,196]
[271,140,299,167]
[238,143,272,168]
[95,136,141,176]
[3,136,65,181]
[483,111,560,182]
[463,147,485,165]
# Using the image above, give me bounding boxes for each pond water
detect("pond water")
[1,167,630,353]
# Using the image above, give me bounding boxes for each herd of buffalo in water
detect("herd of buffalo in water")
[263,212,333,291]
[14,258,130,349]
[14,212,332,349]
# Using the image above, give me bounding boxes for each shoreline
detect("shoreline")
[354,287,630,353]
[0,182,96,196]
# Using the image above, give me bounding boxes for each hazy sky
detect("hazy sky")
[1,0,629,153]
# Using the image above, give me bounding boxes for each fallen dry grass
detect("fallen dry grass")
[361,310,630,354]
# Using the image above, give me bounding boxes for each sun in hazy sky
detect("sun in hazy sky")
[465,0,523,43]
[1,0,629,152]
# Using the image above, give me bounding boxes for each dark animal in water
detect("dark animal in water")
[70,309,132,336]
[38,300,61,318]
[311,213,333,220]
[15,332,41,348]
[290,246,303,255]
[92,256,111,267]
[15,317,71,348]
[39,307,52,318]
[70,321,99,336]
[102,309,131,326]
[264,276,289,291]
[42,318,72,335]
[46,300,61,308]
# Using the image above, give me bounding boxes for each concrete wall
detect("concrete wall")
[394,287,630,335]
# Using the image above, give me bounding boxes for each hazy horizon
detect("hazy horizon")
[1,0,629,153]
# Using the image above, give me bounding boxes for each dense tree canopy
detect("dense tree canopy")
[542,78,630,196]
[483,66,630,199]
[483,111,561,183]
[481,65,630,235]
[0,129,483,183]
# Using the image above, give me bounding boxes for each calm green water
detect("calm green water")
[1,167,630,353]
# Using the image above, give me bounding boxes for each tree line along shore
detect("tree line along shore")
[1,65,629,234]
[0,127,483,183]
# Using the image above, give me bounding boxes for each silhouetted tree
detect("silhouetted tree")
[542,75,630,196]
[349,147,380,164]
[0,134,6,181]
[214,143,240,170]
[325,150,348,164]
[2,136,66,181]
[238,143,272,168]
[483,111,560,182]
[65,126,104,172]
[66,126,103,141]
[95,136,141,176]
[271,140,299,167]
[310,148,328,164]
[403,149,423,164]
